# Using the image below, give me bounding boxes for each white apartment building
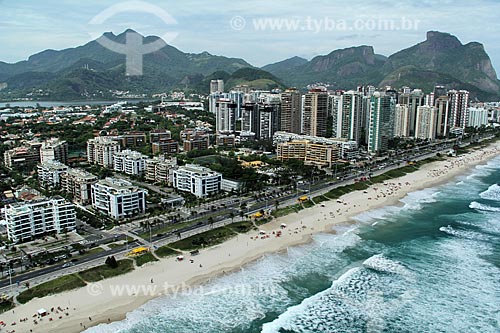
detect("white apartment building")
[37,160,69,188]
[40,138,68,164]
[3,196,76,243]
[87,137,121,168]
[467,107,489,128]
[394,104,410,138]
[91,178,147,219]
[172,164,222,198]
[113,149,148,175]
[415,106,438,140]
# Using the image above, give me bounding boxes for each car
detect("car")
[62,263,73,268]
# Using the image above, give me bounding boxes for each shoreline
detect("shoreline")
[1,143,499,333]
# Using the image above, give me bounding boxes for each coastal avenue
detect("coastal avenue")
[0,136,482,296]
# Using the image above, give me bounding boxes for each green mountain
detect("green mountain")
[261,56,308,76]
[0,29,254,100]
[188,68,285,94]
[263,31,500,100]
[2,30,499,101]
[264,46,386,89]
[381,31,499,95]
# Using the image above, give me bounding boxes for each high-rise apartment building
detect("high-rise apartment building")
[280,88,302,134]
[113,150,148,175]
[448,90,470,130]
[415,106,438,140]
[303,89,328,137]
[394,104,410,138]
[367,93,395,153]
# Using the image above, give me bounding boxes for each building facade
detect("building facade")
[113,149,148,175]
[303,89,328,137]
[367,93,395,153]
[60,168,98,205]
[172,164,222,198]
[415,106,438,140]
[145,156,177,184]
[448,90,470,130]
[91,178,147,219]
[280,88,302,134]
[37,160,69,188]
[87,137,121,168]
[3,196,76,243]
[40,138,68,164]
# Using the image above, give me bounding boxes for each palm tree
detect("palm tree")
[208,217,214,229]
[229,212,235,223]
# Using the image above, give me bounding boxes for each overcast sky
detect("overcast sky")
[1,0,499,76]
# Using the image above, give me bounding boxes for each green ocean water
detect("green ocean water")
[87,155,500,333]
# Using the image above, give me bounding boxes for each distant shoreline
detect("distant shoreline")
[1,142,499,333]
[0,99,156,108]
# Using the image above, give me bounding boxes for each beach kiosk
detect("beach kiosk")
[37,308,48,317]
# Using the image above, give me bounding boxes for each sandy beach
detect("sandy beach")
[1,143,499,333]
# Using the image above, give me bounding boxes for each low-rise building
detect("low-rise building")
[91,178,147,219]
[3,144,41,170]
[172,164,222,198]
[3,196,76,243]
[467,107,489,128]
[119,132,147,148]
[221,178,242,192]
[273,132,358,164]
[150,129,172,143]
[152,140,179,155]
[216,133,236,147]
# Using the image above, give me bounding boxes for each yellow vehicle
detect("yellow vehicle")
[298,196,308,202]
[127,247,149,256]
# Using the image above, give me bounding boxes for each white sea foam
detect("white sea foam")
[480,184,500,202]
[439,225,493,242]
[469,201,500,212]
[362,254,408,276]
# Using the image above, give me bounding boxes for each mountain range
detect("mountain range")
[0,30,498,101]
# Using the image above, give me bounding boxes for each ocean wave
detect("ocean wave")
[480,184,500,202]
[439,225,493,242]
[262,256,415,333]
[469,201,500,212]
[362,254,409,275]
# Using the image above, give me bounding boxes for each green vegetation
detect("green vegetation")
[17,274,86,304]
[226,221,256,234]
[134,252,159,267]
[78,259,134,283]
[0,299,15,313]
[272,204,304,218]
[169,227,237,251]
[155,246,181,258]
[312,195,329,204]
[302,200,315,208]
